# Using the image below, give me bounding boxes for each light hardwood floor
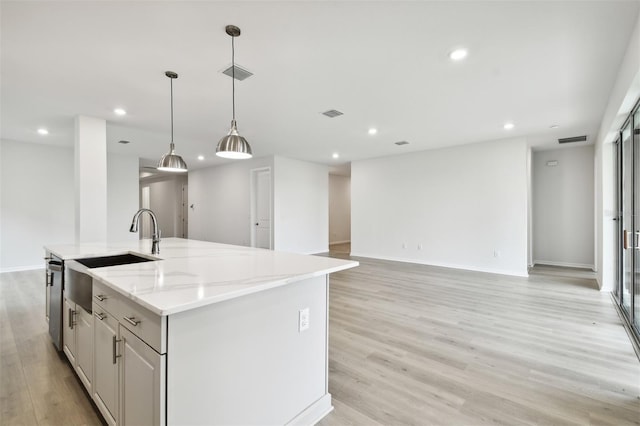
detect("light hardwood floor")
[2,257,639,426]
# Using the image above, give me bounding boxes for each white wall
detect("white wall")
[188,156,274,246]
[1,140,74,271]
[108,153,140,243]
[273,156,328,254]
[351,138,529,277]
[141,174,187,238]
[532,146,595,269]
[595,10,640,290]
[328,174,351,245]
[0,140,139,271]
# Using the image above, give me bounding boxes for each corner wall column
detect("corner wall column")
[74,115,107,243]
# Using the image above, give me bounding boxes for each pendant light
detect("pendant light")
[216,25,253,159]
[158,71,188,172]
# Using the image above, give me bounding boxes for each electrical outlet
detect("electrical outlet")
[493,250,500,258]
[299,308,310,332]
[402,243,407,249]
[418,244,423,250]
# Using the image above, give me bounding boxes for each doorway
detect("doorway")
[250,167,272,249]
[328,170,351,254]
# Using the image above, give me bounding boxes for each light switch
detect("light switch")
[299,308,310,332]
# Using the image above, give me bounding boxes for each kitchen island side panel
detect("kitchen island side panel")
[166,275,329,425]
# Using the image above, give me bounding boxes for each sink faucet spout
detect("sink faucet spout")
[129,208,161,255]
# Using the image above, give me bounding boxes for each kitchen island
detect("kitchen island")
[45,238,358,426]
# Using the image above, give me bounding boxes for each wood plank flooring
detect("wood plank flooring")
[0,270,103,425]
[1,256,638,425]
[318,256,640,426]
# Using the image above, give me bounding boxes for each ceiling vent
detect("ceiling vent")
[322,109,343,118]
[395,141,410,146]
[558,135,587,144]
[222,64,253,81]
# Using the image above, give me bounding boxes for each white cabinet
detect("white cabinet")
[92,283,165,426]
[93,308,119,426]
[120,326,164,426]
[62,292,93,393]
[75,307,93,391]
[62,295,76,365]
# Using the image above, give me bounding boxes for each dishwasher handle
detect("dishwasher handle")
[48,261,63,272]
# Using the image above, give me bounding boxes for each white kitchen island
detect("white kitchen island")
[45,238,358,426]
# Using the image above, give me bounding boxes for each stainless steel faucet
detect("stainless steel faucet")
[129,209,161,255]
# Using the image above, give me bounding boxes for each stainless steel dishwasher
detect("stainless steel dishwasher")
[46,255,64,351]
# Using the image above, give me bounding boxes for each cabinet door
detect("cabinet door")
[93,309,119,426]
[119,326,165,426]
[62,296,76,365]
[75,307,93,393]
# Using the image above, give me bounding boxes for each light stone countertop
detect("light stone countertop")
[45,238,358,316]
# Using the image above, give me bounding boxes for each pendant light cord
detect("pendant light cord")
[232,35,236,121]
[170,77,174,145]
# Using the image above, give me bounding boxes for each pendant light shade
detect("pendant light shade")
[158,71,188,172]
[216,25,253,160]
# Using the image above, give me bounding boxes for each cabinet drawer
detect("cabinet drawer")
[93,280,166,354]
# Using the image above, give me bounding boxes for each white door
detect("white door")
[251,168,272,249]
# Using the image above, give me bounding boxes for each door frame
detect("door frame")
[250,167,272,249]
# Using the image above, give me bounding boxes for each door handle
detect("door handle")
[635,231,640,250]
[624,230,631,249]
[255,223,259,226]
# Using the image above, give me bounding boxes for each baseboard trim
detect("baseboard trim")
[286,394,333,426]
[533,260,595,271]
[349,252,528,277]
[0,265,44,274]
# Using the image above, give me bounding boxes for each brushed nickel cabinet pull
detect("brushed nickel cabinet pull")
[94,312,105,321]
[69,308,76,330]
[123,316,140,327]
[112,335,122,364]
[95,294,107,302]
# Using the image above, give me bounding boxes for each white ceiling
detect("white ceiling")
[2,1,639,171]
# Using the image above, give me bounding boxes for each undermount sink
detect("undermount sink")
[74,253,154,269]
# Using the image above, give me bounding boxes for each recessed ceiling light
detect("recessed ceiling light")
[332,153,339,159]
[198,155,205,161]
[368,128,377,135]
[449,48,468,61]
[37,128,49,135]
[503,122,515,130]
[114,108,127,116]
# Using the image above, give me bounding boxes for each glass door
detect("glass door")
[614,135,621,299]
[634,107,640,331]
[621,120,633,315]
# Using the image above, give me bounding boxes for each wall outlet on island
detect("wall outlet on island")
[299,308,310,332]
[493,249,501,258]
